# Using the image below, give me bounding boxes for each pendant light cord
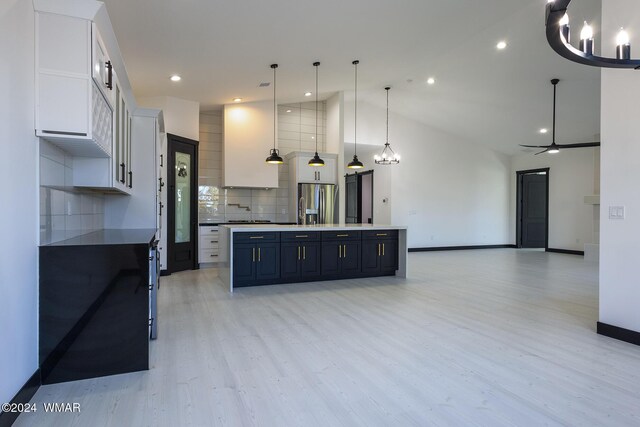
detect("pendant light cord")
[354,60,358,156]
[386,87,389,146]
[273,64,277,150]
[315,63,318,153]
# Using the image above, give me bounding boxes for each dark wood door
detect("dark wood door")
[280,242,301,280]
[321,242,341,275]
[521,173,548,248]
[340,241,361,274]
[233,244,256,285]
[300,242,322,278]
[167,134,199,273]
[380,239,399,272]
[361,240,381,274]
[255,243,280,281]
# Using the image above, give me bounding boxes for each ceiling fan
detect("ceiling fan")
[520,78,600,155]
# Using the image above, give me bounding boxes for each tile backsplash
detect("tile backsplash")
[39,140,104,244]
[198,101,326,223]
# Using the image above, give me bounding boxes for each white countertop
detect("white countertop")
[220,224,407,232]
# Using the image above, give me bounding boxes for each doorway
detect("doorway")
[167,134,198,273]
[516,168,549,249]
[345,170,374,224]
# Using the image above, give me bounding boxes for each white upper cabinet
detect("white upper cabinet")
[222,101,279,188]
[35,11,114,158]
[288,152,337,185]
[91,23,115,107]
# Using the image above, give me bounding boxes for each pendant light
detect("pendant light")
[308,62,325,167]
[347,60,364,169]
[374,87,400,165]
[265,63,284,164]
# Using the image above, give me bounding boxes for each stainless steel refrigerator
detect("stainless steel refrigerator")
[297,183,338,225]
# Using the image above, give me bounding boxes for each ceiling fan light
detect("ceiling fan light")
[347,155,364,169]
[547,148,560,154]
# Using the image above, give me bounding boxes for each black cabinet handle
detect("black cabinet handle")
[159,202,163,216]
[120,163,125,183]
[159,177,164,192]
[160,154,163,167]
[128,171,133,188]
[105,60,113,90]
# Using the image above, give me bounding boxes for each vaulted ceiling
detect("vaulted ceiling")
[103,0,602,155]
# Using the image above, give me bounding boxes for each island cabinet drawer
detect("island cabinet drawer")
[362,230,398,240]
[199,249,219,262]
[234,232,280,243]
[321,231,361,241]
[281,231,321,241]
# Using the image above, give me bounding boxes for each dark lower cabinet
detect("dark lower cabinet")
[321,241,361,276]
[233,242,280,287]
[362,239,398,274]
[281,241,321,281]
[233,229,398,287]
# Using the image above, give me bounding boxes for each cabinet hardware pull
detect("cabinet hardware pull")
[295,235,308,238]
[120,163,126,183]
[378,243,381,256]
[303,246,306,260]
[252,248,255,262]
[298,246,301,260]
[159,178,164,192]
[128,171,133,188]
[210,254,215,257]
[343,245,346,258]
[339,245,342,258]
[249,236,264,239]
[383,243,385,256]
[258,248,261,262]
[337,234,348,237]
[105,60,113,90]
[41,130,87,136]
[210,240,216,243]
[376,233,388,236]
[160,154,163,167]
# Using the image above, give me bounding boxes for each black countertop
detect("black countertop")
[43,229,157,247]
[199,222,297,226]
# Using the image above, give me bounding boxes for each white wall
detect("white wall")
[343,97,511,248]
[138,96,199,141]
[0,0,39,404]
[599,0,640,332]
[510,149,599,251]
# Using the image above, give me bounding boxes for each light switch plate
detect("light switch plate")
[609,206,625,219]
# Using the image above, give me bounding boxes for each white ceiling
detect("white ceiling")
[102,0,602,155]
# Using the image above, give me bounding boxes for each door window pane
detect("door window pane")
[175,152,191,243]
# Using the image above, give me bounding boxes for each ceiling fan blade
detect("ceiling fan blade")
[556,142,601,148]
[534,149,548,155]
[520,144,550,148]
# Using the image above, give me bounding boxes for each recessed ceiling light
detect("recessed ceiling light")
[233,97,242,102]
[170,75,181,82]
[304,92,312,97]
[286,109,292,113]
[539,128,548,134]
[496,41,507,50]
[427,77,436,85]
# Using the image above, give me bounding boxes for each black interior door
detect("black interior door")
[519,172,548,248]
[167,134,198,273]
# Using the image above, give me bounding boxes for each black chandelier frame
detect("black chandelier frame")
[546,0,640,69]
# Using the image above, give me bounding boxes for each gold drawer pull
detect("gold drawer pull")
[295,235,308,238]
[337,234,349,237]
[250,236,264,239]
[376,233,388,236]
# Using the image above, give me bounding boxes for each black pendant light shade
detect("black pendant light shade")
[309,62,325,167]
[375,87,400,165]
[347,60,364,170]
[265,64,284,165]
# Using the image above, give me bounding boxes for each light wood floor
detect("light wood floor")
[16,250,640,427]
